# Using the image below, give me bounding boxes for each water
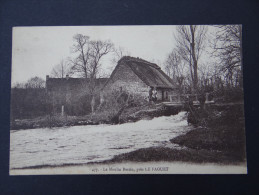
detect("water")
[10,112,191,169]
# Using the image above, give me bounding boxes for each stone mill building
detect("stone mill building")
[101,56,178,102]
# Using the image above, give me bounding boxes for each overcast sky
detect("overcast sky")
[12,25,180,85]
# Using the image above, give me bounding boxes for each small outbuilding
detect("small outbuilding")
[45,75,108,115]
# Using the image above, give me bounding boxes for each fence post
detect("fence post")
[61,105,64,116]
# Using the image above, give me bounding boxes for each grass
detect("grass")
[11,115,93,130]
[10,103,161,130]
[102,147,243,164]
[103,122,246,164]
[170,125,246,163]
[103,103,246,164]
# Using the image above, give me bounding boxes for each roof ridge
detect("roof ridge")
[119,56,160,69]
[47,77,108,80]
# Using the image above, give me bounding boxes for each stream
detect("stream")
[10,111,191,169]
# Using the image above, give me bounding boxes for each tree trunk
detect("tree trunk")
[91,95,95,113]
[193,60,198,92]
[239,25,243,88]
[190,25,198,93]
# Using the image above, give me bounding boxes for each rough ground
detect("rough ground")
[102,103,246,164]
[102,126,246,164]
[101,147,241,164]
[10,103,166,130]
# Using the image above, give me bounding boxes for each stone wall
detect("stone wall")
[103,62,178,102]
[104,62,150,99]
[157,90,162,100]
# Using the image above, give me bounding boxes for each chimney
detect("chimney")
[46,75,49,80]
[66,74,69,80]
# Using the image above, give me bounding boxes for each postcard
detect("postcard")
[10,25,246,175]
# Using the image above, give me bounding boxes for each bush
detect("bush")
[97,89,148,121]
[11,88,49,120]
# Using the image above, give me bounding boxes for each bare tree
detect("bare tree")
[88,40,114,79]
[25,77,45,89]
[51,59,72,78]
[70,34,91,78]
[198,62,215,92]
[164,49,187,92]
[88,40,114,113]
[175,25,207,93]
[12,82,26,88]
[211,25,242,87]
[70,35,114,80]
[69,34,114,113]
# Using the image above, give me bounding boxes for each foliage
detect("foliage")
[11,77,47,120]
[25,76,45,89]
[11,88,48,120]
[164,25,243,102]
[97,89,147,122]
[211,25,243,88]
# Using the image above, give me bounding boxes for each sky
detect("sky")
[12,25,178,85]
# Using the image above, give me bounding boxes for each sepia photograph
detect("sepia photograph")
[9,25,247,175]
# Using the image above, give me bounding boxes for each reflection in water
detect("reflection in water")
[10,112,191,169]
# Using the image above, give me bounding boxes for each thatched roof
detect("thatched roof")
[105,56,176,89]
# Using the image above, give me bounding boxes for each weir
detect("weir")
[158,93,211,114]
[10,112,189,169]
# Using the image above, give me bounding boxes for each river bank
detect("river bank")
[100,102,246,165]
[10,103,166,130]
[100,124,245,165]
